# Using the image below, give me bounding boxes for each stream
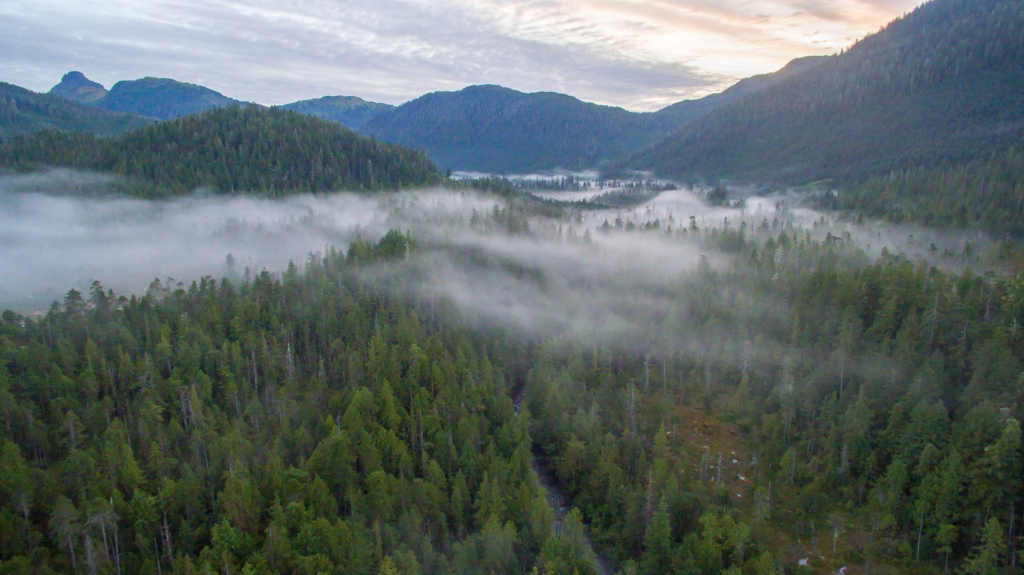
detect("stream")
[512,383,615,575]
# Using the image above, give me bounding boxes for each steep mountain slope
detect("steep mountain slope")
[31,58,819,174]
[653,56,827,127]
[0,105,438,194]
[0,82,151,141]
[281,95,394,130]
[628,0,1024,184]
[360,58,824,174]
[95,77,242,119]
[361,85,657,173]
[48,71,108,104]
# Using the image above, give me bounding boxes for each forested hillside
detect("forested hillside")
[820,146,1024,237]
[628,0,1024,184]
[48,72,108,105]
[360,61,815,175]
[282,96,394,131]
[528,218,1024,573]
[652,56,826,128]
[0,233,601,574]
[0,105,439,195]
[361,85,660,174]
[0,83,151,141]
[93,77,242,120]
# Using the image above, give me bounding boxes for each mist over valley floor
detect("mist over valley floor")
[3,0,1024,573]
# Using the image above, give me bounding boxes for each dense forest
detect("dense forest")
[523,213,1024,574]
[4,0,1024,573]
[4,187,1024,573]
[0,83,151,141]
[92,78,241,121]
[0,105,440,195]
[627,0,1024,184]
[359,60,814,174]
[817,147,1024,238]
[282,97,394,132]
[0,231,605,574]
[361,85,670,174]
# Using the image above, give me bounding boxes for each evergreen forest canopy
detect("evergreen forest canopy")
[4,0,1024,573]
[1,183,1024,574]
[818,146,1024,238]
[626,0,1024,186]
[0,83,152,141]
[0,233,598,574]
[357,59,812,175]
[0,105,440,196]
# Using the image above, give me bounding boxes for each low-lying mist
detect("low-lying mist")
[0,171,995,365]
[0,188,387,309]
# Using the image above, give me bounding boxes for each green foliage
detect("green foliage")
[0,105,439,195]
[282,96,395,131]
[0,82,151,141]
[822,147,1024,237]
[362,86,681,174]
[95,76,242,120]
[526,222,1024,572]
[631,0,1024,184]
[0,235,553,573]
[959,518,1003,574]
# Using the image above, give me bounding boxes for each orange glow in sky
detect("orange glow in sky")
[0,0,925,110]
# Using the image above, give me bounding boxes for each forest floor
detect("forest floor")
[674,405,878,574]
[671,405,756,510]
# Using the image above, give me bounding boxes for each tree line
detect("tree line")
[822,146,1024,238]
[0,231,597,574]
[0,105,440,196]
[527,217,1024,573]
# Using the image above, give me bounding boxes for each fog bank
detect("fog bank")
[0,174,994,357]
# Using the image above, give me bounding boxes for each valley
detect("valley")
[1,0,1024,573]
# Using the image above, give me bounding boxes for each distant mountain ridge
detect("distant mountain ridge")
[359,59,818,174]
[28,59,825,173]
[651,56,827,127]
[48,71,107,104]
[360,85,660,173]
[48,73,242,120]
[0,82,151,141]
[626,0,1024,184]
[97,77,242,120]
[281,96,394,130]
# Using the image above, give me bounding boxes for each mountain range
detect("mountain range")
[355,56,824,174]
[50,73,242,120]
[10,58,821,174]
[625,0,1024,184]
[5,0,1022,184]
[0,82,151,141]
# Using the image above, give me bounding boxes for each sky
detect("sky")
[1,0,923,111]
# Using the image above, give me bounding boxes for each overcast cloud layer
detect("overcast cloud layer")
[2,0,922,111]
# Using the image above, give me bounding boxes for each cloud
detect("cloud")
[0,0,921,111]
